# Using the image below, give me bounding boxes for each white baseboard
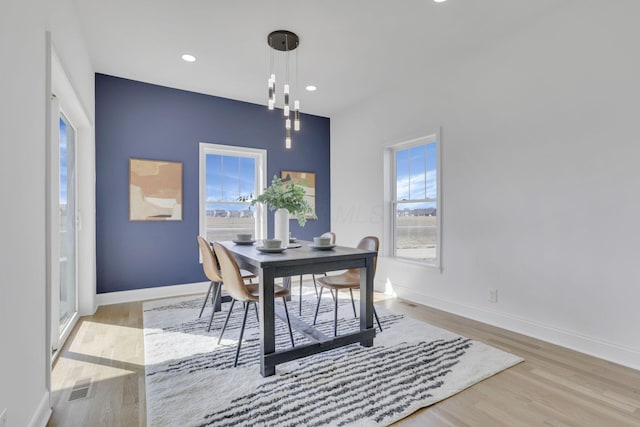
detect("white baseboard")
[92,279,639,370]
[94,277,312,308]
[392,284,640,372]
[28,392,51,427]
[95,282,210,307]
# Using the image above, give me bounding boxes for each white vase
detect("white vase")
[274,208,290,246]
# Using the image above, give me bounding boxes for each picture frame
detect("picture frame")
[129,158,183,221]
[281,170,316,219]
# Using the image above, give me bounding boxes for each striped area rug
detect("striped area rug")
[144,290,522,426]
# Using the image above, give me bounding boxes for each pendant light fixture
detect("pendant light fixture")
[267,30,301,149]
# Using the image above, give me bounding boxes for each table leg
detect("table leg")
[360,255,374,347]
[259,266,276,376]
[213,281,222,312]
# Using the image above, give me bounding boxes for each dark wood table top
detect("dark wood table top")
[219,240,376,276]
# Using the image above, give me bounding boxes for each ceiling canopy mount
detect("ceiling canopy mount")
[267,30,300,52]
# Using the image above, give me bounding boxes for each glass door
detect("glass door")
[58,113,77,339]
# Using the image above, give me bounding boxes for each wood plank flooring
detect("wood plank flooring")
[48,290,640,426]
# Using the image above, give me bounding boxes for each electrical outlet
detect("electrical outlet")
[488,288,498,303]
[0,408,7,427]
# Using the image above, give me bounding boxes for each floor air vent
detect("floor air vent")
[68,378,93,402]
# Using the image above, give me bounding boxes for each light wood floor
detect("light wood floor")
[48,289,640,427]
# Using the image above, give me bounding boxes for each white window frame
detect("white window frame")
[198,142,267,248]
[387,131,442,269]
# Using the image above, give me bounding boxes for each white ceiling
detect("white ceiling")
[73,0,571,118]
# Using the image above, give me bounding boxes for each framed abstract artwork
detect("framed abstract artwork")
[281,170,316,219]
[129,158,183,221]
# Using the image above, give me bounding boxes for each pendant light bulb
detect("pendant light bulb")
[285,118,291,130]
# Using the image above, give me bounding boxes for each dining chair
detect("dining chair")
[298,231,336,315]
[196,236,255,332]
[213,242,295,367]
[313,235,383,336]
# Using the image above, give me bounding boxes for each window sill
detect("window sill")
[389,256,442,273]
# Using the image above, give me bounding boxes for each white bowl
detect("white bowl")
[313,236,331,246]
[263,239,282,249]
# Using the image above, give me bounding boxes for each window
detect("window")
[391,134,440,266]
[199,143,267,243]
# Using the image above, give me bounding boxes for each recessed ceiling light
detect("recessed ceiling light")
[181,54,196,62]
[434,0,447,3]
[305,85,317,92]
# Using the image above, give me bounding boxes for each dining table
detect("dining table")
[219,239,377,377]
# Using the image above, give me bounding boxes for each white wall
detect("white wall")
[331,0,640,370]
[0,0,94,426]
[0,1,50,425]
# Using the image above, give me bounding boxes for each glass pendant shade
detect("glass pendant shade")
[294,100,300,131]
[283,84,290,117]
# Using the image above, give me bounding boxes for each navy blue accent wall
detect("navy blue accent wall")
[95,74,330,293]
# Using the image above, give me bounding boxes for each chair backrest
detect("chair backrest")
[197,236,223,282]
[321,231,336,244]
[347,235,379,278]
[213,243,253,302]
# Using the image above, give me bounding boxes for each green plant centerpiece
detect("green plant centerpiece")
[252,175,314,226]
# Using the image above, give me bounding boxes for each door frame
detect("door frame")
[47,42,92,365]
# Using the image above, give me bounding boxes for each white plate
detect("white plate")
[256,246,287,253]
[233,239,256,245]
[309,244,336,250]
